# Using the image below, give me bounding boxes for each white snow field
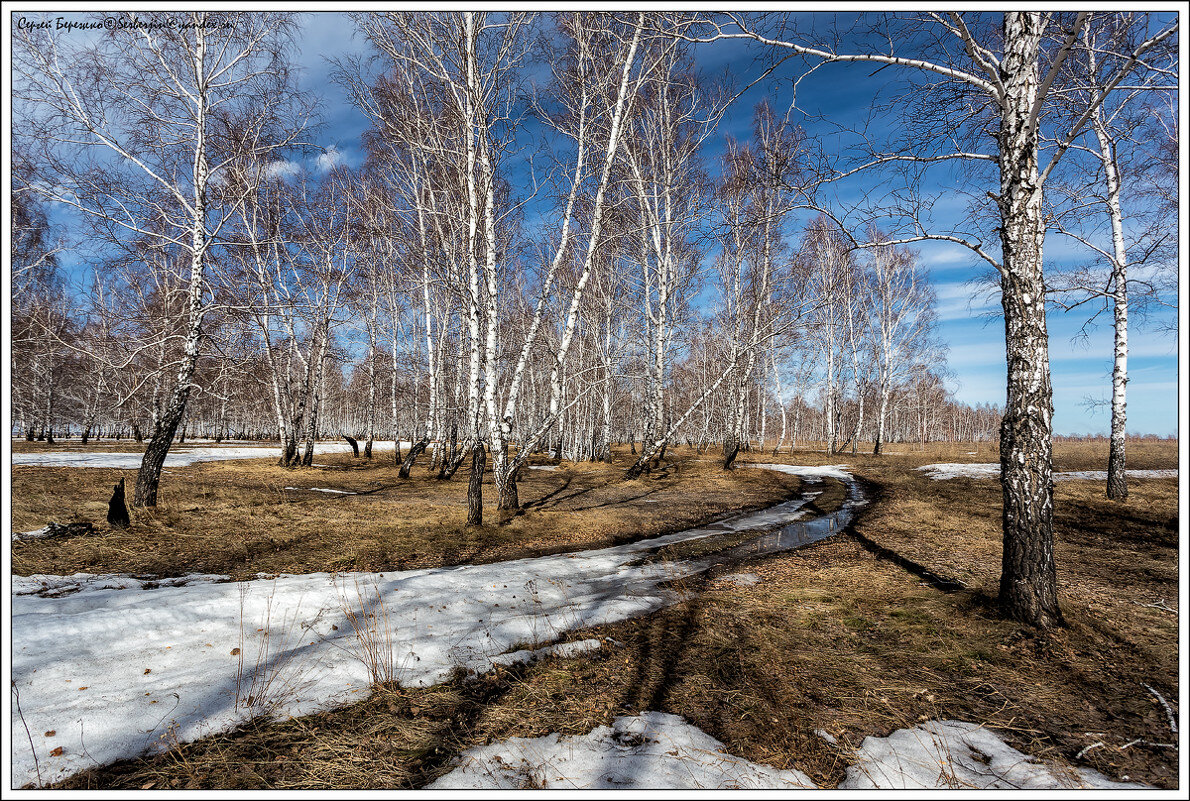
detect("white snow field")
[917,463,1177,481]
[746,462,854,483]
[429,716,1144,790]
[840,720,1146,789]
[428,711,817,789]
[10,464,852,787]
[10,441,409,470]
[1053,469,1178,481]
[10,462,1138,790]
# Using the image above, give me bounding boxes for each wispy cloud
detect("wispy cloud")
[1048,327,1178,362]
[946,341,1006,369]
[933,280,999,321]
[264,159,301,182]
[315,146,345,173]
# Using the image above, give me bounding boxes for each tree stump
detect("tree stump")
[107,477,131,528]
[343,435,359,457]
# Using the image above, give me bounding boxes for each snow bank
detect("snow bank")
[13,572,231,598]
[745,463,853,483]
[1055,469,1177,481]
[428,711,817,789]
[11,464,845,787]
[916,463,1001,480]
[491,638,605,668]
[917,464,1177,481]
[841,720,1146,789]
[424,715,1149,790]
[11,441,408,470]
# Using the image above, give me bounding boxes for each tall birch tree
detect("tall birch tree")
[14,11,311,506]
[680,10,1178,628]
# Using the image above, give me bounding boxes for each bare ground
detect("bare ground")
[11,447,801,579]
[13,439,1180,789]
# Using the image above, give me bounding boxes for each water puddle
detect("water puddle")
[687,477,863,574]
[632,464,865,577]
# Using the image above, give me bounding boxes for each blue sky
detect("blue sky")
[23,11,1181,437]
[293,11,1179,437]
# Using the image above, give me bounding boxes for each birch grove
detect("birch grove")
[674,11,1178,627]
[1047,17,1178,501]
[10,12,1176,628]
[14,11,312,505]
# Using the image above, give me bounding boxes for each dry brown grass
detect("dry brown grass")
[11,437,160,454]
[58,682,466,790]
[11,444,800,579]
[34,438,1181,790]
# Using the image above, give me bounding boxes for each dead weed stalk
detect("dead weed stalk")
[235,583,312,719]
[338,578,404,688]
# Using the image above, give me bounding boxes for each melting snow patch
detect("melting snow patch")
[717,573,760,587]
[744,463,852,482]
[11,441,406,469]
[1055,469,1177,481]
[13,572,231,598]
[7,529,767,784]
[428,712,816,789]
[284,487,357,495]
[527,465,559,471]
[10,464,858,787]
[840,721,1147,789]
[918,464,1177,481]
[814,728,838,745]
[917,463,1000,480]
[492,638,604,667]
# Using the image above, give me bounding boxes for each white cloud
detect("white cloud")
[945,341,1006,369]
[315,146,345,173]
[264,159,301,182]
[917,247,978,269]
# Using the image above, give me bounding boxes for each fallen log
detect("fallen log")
[13,522,96,542]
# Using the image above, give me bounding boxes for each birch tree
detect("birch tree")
[11,153,69,442]
[620,21,739,478]
[487,12,650,507]
[715,103,802,468]
[1047,18,1177,500]
[14,11,311,506]
[680,10,1178,629]
[353,12,535,523]
[865,233,939,456]
[801,217,854,456]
